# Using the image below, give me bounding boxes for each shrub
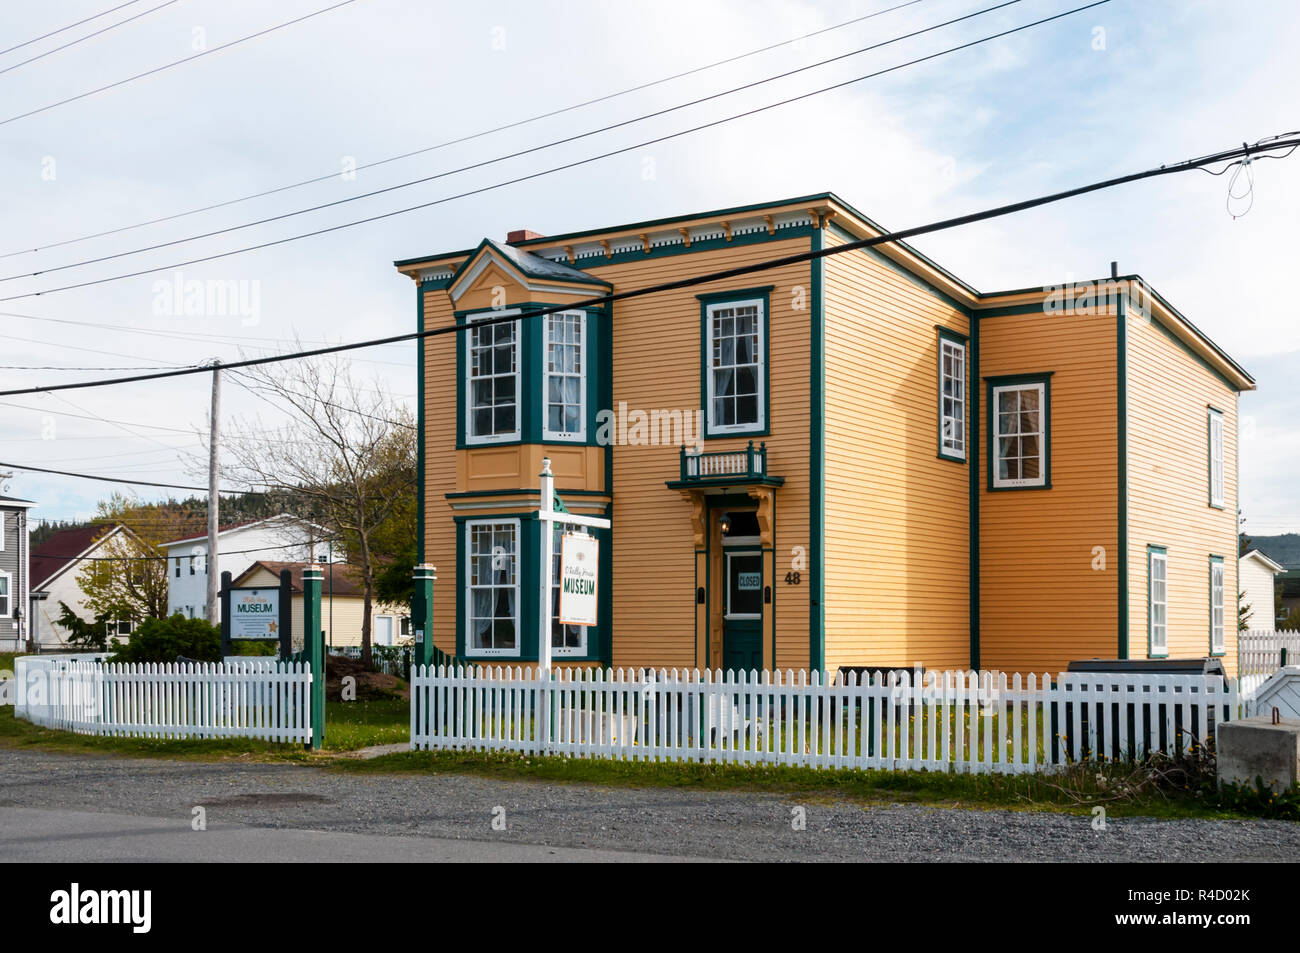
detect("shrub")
[108,614,221,664]
[230,639,277,657]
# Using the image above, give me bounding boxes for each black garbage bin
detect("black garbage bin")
[1059,658,1227,762]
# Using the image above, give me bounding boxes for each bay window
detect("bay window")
[544,311,585,440]
[466,310,520,443]
[465,519,519,656]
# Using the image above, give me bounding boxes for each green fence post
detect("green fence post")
[302,566,324,750]
[412,564,437,670]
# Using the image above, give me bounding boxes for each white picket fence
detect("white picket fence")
[1239,630,1300,677]
[410,666,1246,774]
[13,656,313,743]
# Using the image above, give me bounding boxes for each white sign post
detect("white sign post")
[537,458,610,749]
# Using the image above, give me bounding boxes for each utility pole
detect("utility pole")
[206,361,221,626]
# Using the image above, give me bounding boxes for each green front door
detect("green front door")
[722,550,763,674]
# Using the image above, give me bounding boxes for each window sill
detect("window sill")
[987,482,1052,492]
[937,450,967,464]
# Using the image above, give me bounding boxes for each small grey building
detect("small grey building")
[0,494,36,652]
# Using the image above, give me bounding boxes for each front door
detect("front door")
[722,550,763,674]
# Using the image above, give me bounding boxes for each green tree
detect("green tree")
[108,614,221,663]
[76,494,194,624]
[54,602,109,650]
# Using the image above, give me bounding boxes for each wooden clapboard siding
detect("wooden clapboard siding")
[978,307,1119,673]
[821,229,971,672]
[582,238,813,671]
[1126,309,1240,674]
[422,286,460,658]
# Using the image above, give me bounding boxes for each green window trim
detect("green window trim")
[985,372,1053,491]
[1209,554,1226,657]
[1147,545,1169,659]
[937,326,968,463]
[698,286,773,440]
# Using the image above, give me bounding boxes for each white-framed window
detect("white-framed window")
[1208,408,1225,508]
[373,614,396,646]
[939,335,966,460]
[466,309,521,443]
[544,311,585,441]
[1210,558,1226,655]
[1149,548,1168,657]
[174,558,181,578]
[465,519,519,656]
[550,523,587,657]
[992,381,1048,489]
[189,555,196,576]
[705,298,765,434]
[0,571,9,617]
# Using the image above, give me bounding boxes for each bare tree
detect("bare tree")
[220,357,416,666]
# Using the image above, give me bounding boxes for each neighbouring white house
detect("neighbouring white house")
[162,515,338,622]
[231,560,407,651]
[1240,549,1286,630]
[29,523,141,649]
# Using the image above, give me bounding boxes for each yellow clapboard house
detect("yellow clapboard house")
[395,193,1252,677]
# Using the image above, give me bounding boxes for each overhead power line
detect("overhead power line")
[0,0,925,260]
[0,0,1024,286]
[0,1,143,57]
[0,0,183,78]
[0,0,1108,304]
[0,0,358,128]
[0,460,214,491]
[0,131,1288,401]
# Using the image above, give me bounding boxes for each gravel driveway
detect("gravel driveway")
[0,749,1296,862]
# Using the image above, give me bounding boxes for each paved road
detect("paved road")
[0,749,1297,862]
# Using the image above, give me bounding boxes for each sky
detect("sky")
[1,0,1297,534]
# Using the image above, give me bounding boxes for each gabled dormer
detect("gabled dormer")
[449,239,611,450]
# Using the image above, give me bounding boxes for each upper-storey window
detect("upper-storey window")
[466,310,520,443]
[937,329,967,462]
[545,311,585,441]
[1208,407,1225,508]
[989,376,1051,490]
[701,291,768,437]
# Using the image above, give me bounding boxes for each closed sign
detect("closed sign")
[559,533,599,627]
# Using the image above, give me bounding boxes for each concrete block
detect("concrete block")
[1216,716,1300,792]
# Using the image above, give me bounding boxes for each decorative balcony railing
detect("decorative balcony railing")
[677,441,770,483]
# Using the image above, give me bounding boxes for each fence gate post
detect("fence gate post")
[278,569,293,661]
[218,571,233,657]
[302,567,324,750]
[412,565,436,669]
[411,564,436,740]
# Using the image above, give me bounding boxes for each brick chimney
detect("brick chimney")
[506,229,544,244]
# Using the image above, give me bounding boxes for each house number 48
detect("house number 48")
[784,572,801,585]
